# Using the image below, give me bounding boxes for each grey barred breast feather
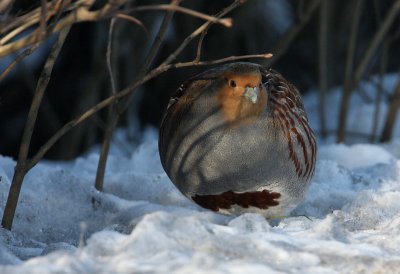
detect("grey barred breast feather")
[159,62,316,217]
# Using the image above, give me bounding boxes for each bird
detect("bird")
[158,62,316,217]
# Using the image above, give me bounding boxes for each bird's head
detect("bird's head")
[223,71,262,104]
[217,63,267,123]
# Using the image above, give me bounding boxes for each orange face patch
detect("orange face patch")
[218,73,267,124]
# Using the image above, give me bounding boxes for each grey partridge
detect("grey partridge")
[159,62,316,217]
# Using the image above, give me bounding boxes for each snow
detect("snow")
[1,78,400,273]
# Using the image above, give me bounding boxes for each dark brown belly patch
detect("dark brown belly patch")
[192,190,281,212]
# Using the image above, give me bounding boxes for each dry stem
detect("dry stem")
[337,0,400,142]
[380,80,400,142]
[95,0,182,191]
[267,0,321,67]
[0,0,121,57]
[318,0,329,139]
[127,4,232,27]
[1,25,71,230]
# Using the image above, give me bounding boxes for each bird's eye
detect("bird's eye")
[229,79,237,88]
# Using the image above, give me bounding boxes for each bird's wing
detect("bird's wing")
[159,69,220,159]
[260,68,308,122]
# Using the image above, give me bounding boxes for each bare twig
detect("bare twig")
[337,0,364,142]
[0,0,122,57]
[1,25,71,230]
[170,53,273,68]
[1,0,79,35]
[318,0,329,139]
[107,18,117,94]
[354,0,400,86]
[337,0,400,142]
[194,0,231,63]
[380,80,400,142]
[0,0,78,45]
[162,0,247,67]
[127,4,232,27]
[370,40,389,142]
[195,29,207,62]
[0,44,40,82]
[115,13,148,34]
[1,13,42,45]
[38,0,48,40]
[135,0,183,89]
[0,1,69,82]
[267,0,321,67]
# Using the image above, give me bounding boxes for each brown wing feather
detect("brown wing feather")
[260,67,316,180]
[261,68,308,120]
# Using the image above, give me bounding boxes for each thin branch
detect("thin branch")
[107,18,117,94]
[0,0,78,45]
[1,0,80,35]
[318,0,329,139]
[370,39,389,142]
[162,0,247,67]
[337,0,364,143]
[115,13,148,34]
[267,0,321,66]
[353,0,400,86]
[136,0,182,84]
[171,53,273,69]
[194,0,231,63]
[38,0,48,40]
[1,25,71,230]
[127,4,232,27]
[1,13,42,45]
[0,44,40,82]
[195,28,207,62]
[380,80,400,142]
[337,0,400,142]
[0,0,121,57]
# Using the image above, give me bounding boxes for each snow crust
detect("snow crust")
[1,78,400,273]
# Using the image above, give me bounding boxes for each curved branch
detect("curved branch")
[126,4,232,27]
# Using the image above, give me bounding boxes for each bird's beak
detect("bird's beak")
[242,86,259,104]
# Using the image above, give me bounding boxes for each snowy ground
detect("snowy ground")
[1,76,400,273]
